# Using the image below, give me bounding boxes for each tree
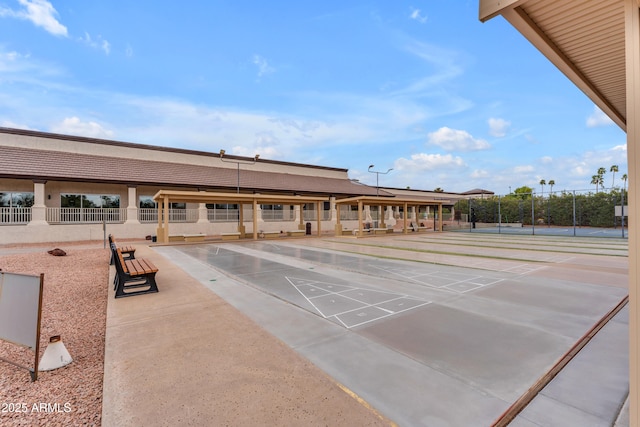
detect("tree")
[622,173,628,190]
[434,187,444,193]
[610,165,618,189]
[539,179,546,196]
[548,179,555,194]
[591,175,600,192]
[597,167,606,177]
[513,186,533,199]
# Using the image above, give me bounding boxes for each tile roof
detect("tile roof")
[0,145,386,197]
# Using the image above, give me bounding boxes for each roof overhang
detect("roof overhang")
[153,190,329,205]
[479,0,627,131]
[334,195,449,207]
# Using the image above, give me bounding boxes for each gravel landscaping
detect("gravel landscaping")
[0,245,109,426]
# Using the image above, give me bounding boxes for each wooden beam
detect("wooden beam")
[625,1,640,424]
[479,0,527,22]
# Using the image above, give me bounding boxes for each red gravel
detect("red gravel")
[0,247,109,426]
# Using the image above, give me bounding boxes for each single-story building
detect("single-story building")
[0,127,487,244]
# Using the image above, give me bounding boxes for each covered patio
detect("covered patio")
[153,190,329,243]
[334,195,447,237]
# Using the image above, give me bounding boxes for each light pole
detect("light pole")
[367,164,392,196]
[219,149,260,194]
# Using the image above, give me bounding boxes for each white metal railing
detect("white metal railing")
[302,210,332,221]
[207,208,240,222]
[138,208,199,223]
[262,210,295,221]
[46,208,126,224]
[339,208,360,221]
[0,207,31,224]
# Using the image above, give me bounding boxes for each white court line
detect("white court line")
[339,301,432,329]
[286,276,331,319]
[312,295,408,318]
[286,276,431,327]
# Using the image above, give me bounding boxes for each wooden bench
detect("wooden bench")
[112,246,159,298]
[221,232,241,240]
[287,230,306,237]
[168,235,185,242]
[262,231,281,239]
[183,234,205,243]
[108,234,135,265]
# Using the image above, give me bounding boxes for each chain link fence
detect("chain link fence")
[452,189,628,237]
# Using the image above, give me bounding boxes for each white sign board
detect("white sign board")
[0,272,42,349]
[615,206,629,217]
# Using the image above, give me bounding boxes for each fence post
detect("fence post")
[573,191,576,237]
[498,195,501,234]
[531,192,535,235]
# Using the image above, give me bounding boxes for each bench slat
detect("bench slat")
[136,258,158,274]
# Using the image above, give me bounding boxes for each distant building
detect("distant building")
[0,127,487,243]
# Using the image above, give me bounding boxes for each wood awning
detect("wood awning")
[334,195,448,237]
[153,190,328,242]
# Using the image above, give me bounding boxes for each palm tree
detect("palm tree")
[548,179,555,194]
[539,179,546,196]
[622,173,628,190]
[591,175,600,192]
[610,165,618,189]
[597,167,606,177]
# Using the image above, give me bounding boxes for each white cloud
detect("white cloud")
[0,120,31,129]
[586,105,615,128]
[427,126,490,151]
[488,117,510,137]
[470,169,489,178]
[394,153,466,171]
[51,117,114,139]
[0,0,67,37]
[79,32,111,55]
[409,8,427,24]
[513,165,534,173]
[540,156,553,164]
[253,54,275,78]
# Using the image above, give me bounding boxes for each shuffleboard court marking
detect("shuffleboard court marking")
[369,264,505,293]
[286,276,431,329]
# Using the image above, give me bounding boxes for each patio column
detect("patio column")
[125,186,140,224]
[358,199,364,237]
[335,202,342,236]
[365,205,373,223]
[252,198,258,240]
[238,203,245,236]
[197,203,208,223]
[379,205,386,228]
[28,180,47,225]
[316,202,322,236]
[438,204,443,231]
[295,204,303,230]
[403,202,408,234]
[625,0,640,423]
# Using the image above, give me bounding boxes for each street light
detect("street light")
[219,149,260,193]
[367,164,393,196]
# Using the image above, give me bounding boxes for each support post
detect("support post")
[625,1,640,423]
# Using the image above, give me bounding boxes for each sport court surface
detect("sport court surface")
[153,232,629,426]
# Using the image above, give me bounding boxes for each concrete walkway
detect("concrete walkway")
[102,233,629,426]
[101,244,392,426]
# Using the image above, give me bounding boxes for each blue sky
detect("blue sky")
[0,1,627,194]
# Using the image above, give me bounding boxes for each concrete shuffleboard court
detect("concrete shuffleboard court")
[152,232,629,426]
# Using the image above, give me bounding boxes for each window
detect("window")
[61,194,120,208]
[0,192,34,208]
[139,196,156,208]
